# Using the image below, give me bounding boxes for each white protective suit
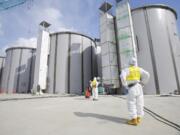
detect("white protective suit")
[120,63,150,119]
[90,77,99,100]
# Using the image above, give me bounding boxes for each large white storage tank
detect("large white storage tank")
[0,56,5,93]
[47,32,96,95]
[132,5,180,94]
[0,47,36,93]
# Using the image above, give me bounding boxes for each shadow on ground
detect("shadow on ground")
[74,112,128,124]
[74,97,89,100]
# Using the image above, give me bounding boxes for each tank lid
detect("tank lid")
[50,31,95,42]
[6,46,36,52]
[132,4,177,19]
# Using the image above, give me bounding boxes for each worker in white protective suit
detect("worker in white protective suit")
[90,77,99,101]
[120,57,150,126]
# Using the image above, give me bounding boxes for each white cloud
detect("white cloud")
[29,6,76,33]
[0,37,37,56]
[0,24,3,36]
[32,7,62,24]
[0,46,7,56]
[10,37,37,48]
[0,17,3,36]
[1,0,94,57]
[53,26,76,33]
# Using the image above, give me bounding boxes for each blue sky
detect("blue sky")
[0,0,180,55]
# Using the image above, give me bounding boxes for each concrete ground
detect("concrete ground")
[145,95,180,124]
[0,94,179,135]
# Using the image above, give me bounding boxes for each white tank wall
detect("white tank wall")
[47,32,96,95]
[0,57,5,92]
[0,47,36,93]
[132,5,180,94]
[96,41,102,79]
[166,9,180,94]
[131,9,156,94]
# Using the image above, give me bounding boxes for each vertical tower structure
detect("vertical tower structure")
[99,2,120,93]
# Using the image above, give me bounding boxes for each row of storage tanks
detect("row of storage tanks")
[0,32,98,94]
[0,4,180,95]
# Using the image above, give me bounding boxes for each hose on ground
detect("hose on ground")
[113,95,180,131]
